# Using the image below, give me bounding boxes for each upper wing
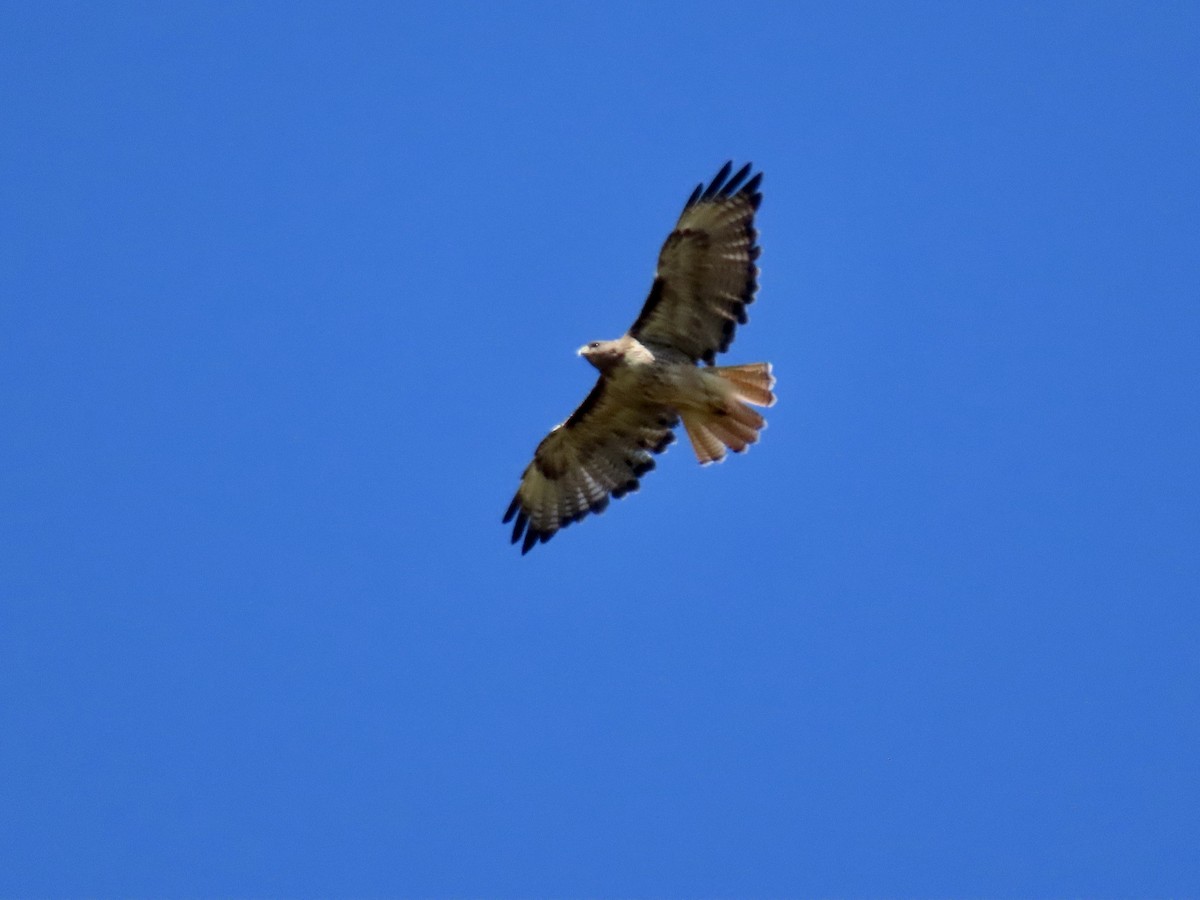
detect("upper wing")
[629,161,763,364]
[502,377,678,554]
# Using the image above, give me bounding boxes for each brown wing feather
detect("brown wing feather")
[629,161,763,364]
[502,377,678,554]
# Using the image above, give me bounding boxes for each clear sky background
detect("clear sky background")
[2,2,1198,896]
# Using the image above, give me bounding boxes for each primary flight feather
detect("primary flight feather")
[503,161,776,554]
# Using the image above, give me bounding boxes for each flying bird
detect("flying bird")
[503,161,775,554]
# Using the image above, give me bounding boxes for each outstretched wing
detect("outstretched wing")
[502,378,678,554]
[629,161,763,364]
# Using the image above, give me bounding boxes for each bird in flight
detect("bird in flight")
[503,161,775,554]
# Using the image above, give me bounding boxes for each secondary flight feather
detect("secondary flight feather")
[503,161,776,554]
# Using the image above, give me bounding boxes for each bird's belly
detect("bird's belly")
[626,362,715,411]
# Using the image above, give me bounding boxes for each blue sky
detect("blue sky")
[2,2,1198,896]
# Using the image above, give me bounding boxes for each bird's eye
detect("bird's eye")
[589,342,600,348]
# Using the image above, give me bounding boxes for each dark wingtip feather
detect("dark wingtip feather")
[521,528,539,554]
[685,182,703,209]
[742,172,764,210]
[632,458,656,477]
[722,162,752,196]
[502,494,520,524]
[701,161,733,201]
[612,478,640,499]
[510,509,528,545]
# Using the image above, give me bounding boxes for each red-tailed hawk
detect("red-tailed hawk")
[503,161,775,554]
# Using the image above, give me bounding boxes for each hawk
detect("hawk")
[503,161,775,554]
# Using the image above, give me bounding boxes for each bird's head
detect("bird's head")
[578,339,624,373]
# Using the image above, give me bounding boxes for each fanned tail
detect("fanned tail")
[716,362,776,408]
[680,362,776,465]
